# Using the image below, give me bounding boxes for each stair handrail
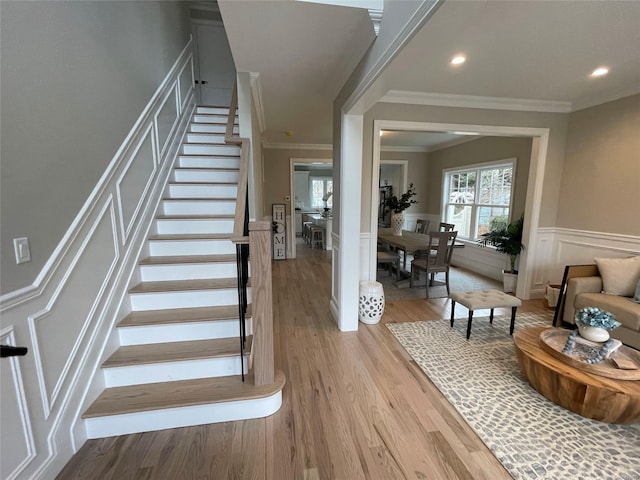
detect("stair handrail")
[225,82,275,386]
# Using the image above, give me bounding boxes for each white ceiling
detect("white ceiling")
[219,0,640,148]
[219,0,375,145]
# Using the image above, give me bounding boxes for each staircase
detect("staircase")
[82,106,284,439]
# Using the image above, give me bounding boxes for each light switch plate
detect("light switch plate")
[14,237,31,264]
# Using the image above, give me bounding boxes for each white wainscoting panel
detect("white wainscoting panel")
[155,85,180,158]
[116,125,157,243]
[0,328,36,480]
[28,199,118,418]
[360,233,373,281]
[330,232,340,326]
[530,227,640,298]
[0,38,196,480]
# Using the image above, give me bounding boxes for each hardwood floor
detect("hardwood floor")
[57,241,549,479]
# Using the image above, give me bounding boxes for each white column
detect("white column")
[337,113,363,331]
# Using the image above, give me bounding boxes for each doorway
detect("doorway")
[370,120,549,299]
[191,21,236,106]
[289,158,333,259]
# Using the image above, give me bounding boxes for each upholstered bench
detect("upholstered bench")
[450,289,522,339]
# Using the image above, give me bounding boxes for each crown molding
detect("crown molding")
[380,145,428,153]
[368,9,382,35]
[380,90,572,113]
[249,72,266,134]
[262,141,333,151]
[570,85,640,112]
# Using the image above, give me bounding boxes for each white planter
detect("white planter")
[502,271,518,293]
[391,212,405,236]
[577,324,610,342]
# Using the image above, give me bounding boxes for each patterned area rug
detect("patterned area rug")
[386,313,640,480]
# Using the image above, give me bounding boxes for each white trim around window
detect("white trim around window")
[441,157,517,241]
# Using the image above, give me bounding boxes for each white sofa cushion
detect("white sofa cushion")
[594,256,640,297]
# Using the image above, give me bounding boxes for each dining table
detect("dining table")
[377,228,464,269]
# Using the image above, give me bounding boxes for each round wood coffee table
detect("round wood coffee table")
[514,327,640,424]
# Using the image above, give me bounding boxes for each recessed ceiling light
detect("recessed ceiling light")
[450,131,480,136]
[451,55,466,66]
[590,67,609,77]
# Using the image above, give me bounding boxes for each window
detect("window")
[443,160,515,240]
[310,177,333,208]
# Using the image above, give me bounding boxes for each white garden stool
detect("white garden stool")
[359,281,385,324]
[449,289,522,339]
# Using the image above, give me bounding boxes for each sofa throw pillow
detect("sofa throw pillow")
[635,280,640,303]
[594,256,640,297]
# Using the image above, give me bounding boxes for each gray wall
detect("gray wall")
[557,94,640,236]
[1,1,191,293]
[262,148,332,218]
[426,136,532,219]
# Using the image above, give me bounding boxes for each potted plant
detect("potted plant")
[478,214,525,293]
[384,183,418,236]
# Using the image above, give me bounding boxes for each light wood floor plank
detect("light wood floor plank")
[59,241,550,479]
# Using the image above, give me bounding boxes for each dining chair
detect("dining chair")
[410,231,457,298]
[377,251,400,281]
[415,219,430,234]
[439,222,455,232]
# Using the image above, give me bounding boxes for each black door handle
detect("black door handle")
[1,345,28,357]
[201,80,208,85]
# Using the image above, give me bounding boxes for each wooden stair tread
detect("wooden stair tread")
[168,181,238,186]
[82,370,285,418]
[148,233,231,241]
[178,153,240,159]
[162,197,235,201]
[174,167,239,171]
[129,277,242,294]
[155,214,235,220]
[139,254,236,265]
[117,305,252,328]
[102,337,252,368]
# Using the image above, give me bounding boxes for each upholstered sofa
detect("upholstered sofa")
[561,256,640,350]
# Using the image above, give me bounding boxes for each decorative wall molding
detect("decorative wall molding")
[1,327,36,480]
[0,38,195,310]
[28,198,119,419]
[0,38,196,480]
[116,125,157,244]
[379,90,573,113]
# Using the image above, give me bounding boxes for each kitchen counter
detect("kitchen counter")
[308,214,332,250]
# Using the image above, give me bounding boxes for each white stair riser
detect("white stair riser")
[104,356,247,388]
[182,144,240,156]
[192,114,226,124]
[197,107,231,115]
[148,239,235,256]
[174,169,239,183]
[168,184,238,199]
[84,392,282,439]
[155,218,234,235]
[118,318,252,345]
[186,133,226,144]
[162,200,236,216]
[130,288,249,311]
[140,262,239,282]
[178,156,239,169]
[190,124,238,134]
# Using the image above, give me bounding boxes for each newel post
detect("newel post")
[248,221,275,385]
